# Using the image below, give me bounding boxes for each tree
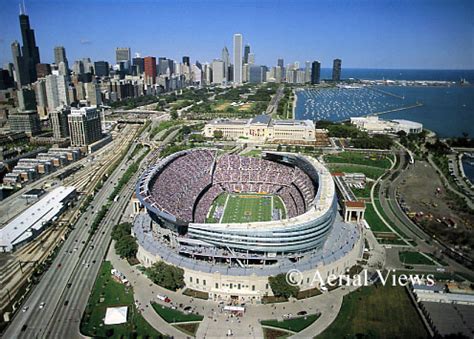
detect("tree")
[276,144,282,152]
[146,261,185,291]
[115,235,138,259]
[112,222,132,241]
[268,273,299,299]
[213,130,223,139]
[170,110,178,120]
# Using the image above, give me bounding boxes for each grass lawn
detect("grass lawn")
[174,323,200,336]
[317,285,429,339]
[151,303,204,323]
[399,251,436,266]
[327,164,386,180]
[324,152,392,169]
[261,314,319,332]
[221,193,273,223]
[263,327,292,339]
[80,261,163,338]
[352,181,373,199]
[364,203,392,232]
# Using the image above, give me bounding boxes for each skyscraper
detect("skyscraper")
[50,106,70,139]
[94,61,109,77]
[221,47,230,82]
[132,57,144,74]
[211,60,225,85]
[233,34,243,85]
[332,59,342,81]
[11,40,28,87]
[144,56,157,84]
[248,53,255,65]
[54,46,67,65]
[249,65,263,84]
[244,44,251,64]
[311,61,321,84]
[116,47,131,65]
[19,5,41,83]
[304,61,311,83]
[182,56,190,66]
[68,107,102,146]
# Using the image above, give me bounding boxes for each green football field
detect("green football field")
[219,193,279,223]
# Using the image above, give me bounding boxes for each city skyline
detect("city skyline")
[0,0,473,70]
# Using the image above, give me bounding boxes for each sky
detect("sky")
[0,0,473,69]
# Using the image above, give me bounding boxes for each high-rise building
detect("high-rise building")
[249,65,263,83]
[94,61,109,77]
[8,110,41,136]
[57,75,70,107]
[277,58,284,69]
[182,56,190,66]
[132,57,144,74]
[18,88,37,111]
[244,44,251,64]
[277,58,285,81]
[54,46,67,65]
[311,61,321,85]
[34,78,48,118]
[50,106,70,139]
[221,47,230,82]
[144,57,157,84]
[0,69,15,90]
[211,60,225,85]
[11,41,28,87]
[248,53,255,65]
[233,34,243,85]
[304,61,311,83]
[116,47,131,65]
[45,74,60,112]
[68,107,102,146]
[35,63,51,78]
[332,58,342,81]
[85,82,102,106]
[19,6,41,83]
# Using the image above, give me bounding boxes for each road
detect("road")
[266,85,284,115]
[3,141,145,338]
[377,149,473,275]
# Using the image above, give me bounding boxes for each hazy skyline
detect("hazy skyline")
[1,0,473,69]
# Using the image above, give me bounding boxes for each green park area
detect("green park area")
[80,261,163,338]
[221,194,274,223]
[324,152,392,169]
[326,163,386,180]
[399,251,436,266]
[261,314,319,336]
[317,285,428,339]
[151,303,203,336]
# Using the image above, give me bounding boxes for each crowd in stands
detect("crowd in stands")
[148,150,316,223]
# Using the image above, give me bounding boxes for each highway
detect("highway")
[3,140,145,338]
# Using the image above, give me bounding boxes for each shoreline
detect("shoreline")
[292,89,297,119]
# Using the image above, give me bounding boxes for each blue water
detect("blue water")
[319,68,474,82]
[295,69,474,137]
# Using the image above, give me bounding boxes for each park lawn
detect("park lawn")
[324,152,392,169]
[174,323,200,336]
[221,194,273,223]
[364,203,392,232]
[80,261,163,338]
[352,181,373,199]
[151,303,204,323]
[327,164,386,180]
[263,327,292,339]
[317,285,429,339]
[399,251,436,266]
[261,314,319,332]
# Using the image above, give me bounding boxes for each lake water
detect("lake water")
[295,85,474,138]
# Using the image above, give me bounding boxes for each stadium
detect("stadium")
[134,149,363,301]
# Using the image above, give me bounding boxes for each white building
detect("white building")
[204,114,316,144]
[45,74,60,112]
[233,34,243,85]
[211,59,225,85]
[350,116,423,135]
[0,186,76,252]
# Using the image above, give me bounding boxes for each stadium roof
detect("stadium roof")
[0,186,76,252]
